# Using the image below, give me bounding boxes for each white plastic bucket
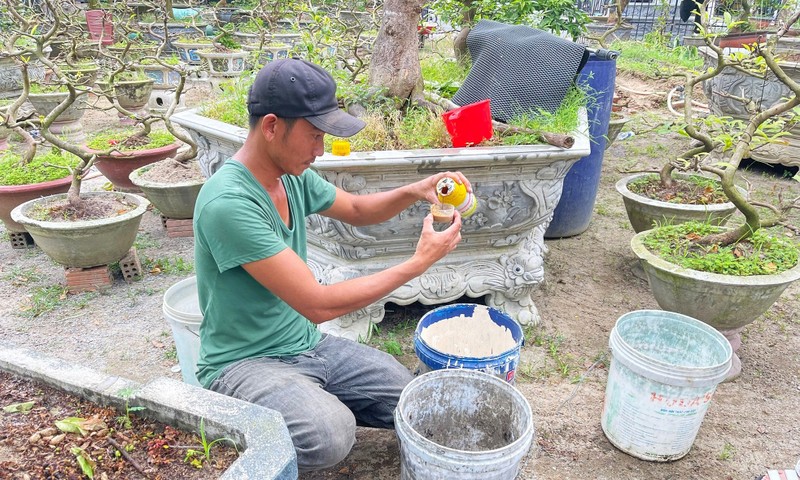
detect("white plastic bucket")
[163,276,202,387]
[395,369,534,479]
[601,310,732,461]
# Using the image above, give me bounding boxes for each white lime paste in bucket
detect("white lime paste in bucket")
[420,305,517,357]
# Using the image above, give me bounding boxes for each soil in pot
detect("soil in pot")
[0,371,238,478]
[627,173,729,205]
[28,194,140,222]
[139,158,204,184]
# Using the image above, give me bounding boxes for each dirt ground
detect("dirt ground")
[1,76,799,480]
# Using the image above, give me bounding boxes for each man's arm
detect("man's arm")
[242,213,462,323]
[321,171,471,226]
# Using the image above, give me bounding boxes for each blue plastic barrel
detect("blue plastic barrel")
[545,54,618,238]
[414,304,524,384]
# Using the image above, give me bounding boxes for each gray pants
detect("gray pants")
[209,334,414,471]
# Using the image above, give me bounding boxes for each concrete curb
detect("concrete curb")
[0,344,297,479]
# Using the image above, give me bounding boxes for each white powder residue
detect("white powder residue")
[420,306,517,357]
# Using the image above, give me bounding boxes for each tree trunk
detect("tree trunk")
[453,27,470,63]
[608,0,629,23]
[368,0,425,102]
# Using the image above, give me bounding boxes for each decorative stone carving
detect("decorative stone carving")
[700,46,800,167]
[0,57,23,99]
[172,108,590,339]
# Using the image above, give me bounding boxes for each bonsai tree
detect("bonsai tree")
[2,0,197,208]
[643,7,800,245]
[300,0,380,83]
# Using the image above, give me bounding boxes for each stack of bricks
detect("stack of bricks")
[64,248,143,294]
[9,232,35,249]
[161,215,194,238]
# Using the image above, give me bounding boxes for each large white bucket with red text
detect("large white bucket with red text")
[601,310,732,461]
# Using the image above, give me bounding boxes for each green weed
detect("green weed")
[642,222,799,275]
[21,285,67,318]
[115,387,145,430]
[134,231,160,251]
[164,345,178,360]
[143,256,194,275]
[502,86,587,141]
[718,442,735,461]
[185,418,238,468]
[382,334,403,356]
[613,40,702,78]
[3,266,44,286]
[522,325,579,379]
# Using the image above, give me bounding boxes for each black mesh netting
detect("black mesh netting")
[452,20,589,122]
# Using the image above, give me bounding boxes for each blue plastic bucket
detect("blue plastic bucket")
[545,54,617,238]
[414,304,524,384]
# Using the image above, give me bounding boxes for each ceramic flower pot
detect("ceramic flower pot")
[197,50,248,77]
[88,142,181,193]
[27,91,88,144]
[0,176,73,232]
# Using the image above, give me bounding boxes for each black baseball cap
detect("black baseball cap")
[247,59,365,138]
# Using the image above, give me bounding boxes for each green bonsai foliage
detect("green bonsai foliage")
[0,149,80,186]
[86,129,175,151]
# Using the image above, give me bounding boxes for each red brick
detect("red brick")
[65,265,112,293]
[164,217,194,238]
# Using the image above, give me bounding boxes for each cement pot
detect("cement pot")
[10,191,149,268]
[699,46,800,167]
[605,112,630,149]
[97,78,154,122]
[172,107,591,340]
[0,56,23,99]
[27,91,89,144]
[630,229,800,379]
[616,172,741,233]
[129,161,204,219]
[198,50,249,78]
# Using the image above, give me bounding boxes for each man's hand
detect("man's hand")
[413,210,463,269]
[413,171,472,205]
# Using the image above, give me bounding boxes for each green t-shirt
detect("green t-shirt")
[193,160,337,388]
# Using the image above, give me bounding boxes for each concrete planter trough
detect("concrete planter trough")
[0,344,297,479]
[700,46,800,167]
[172,108,591,340]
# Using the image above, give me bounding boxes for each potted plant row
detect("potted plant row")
[618,10,800,379]
[1,0,201,271]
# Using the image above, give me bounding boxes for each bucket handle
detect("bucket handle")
[184,324,200,338]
